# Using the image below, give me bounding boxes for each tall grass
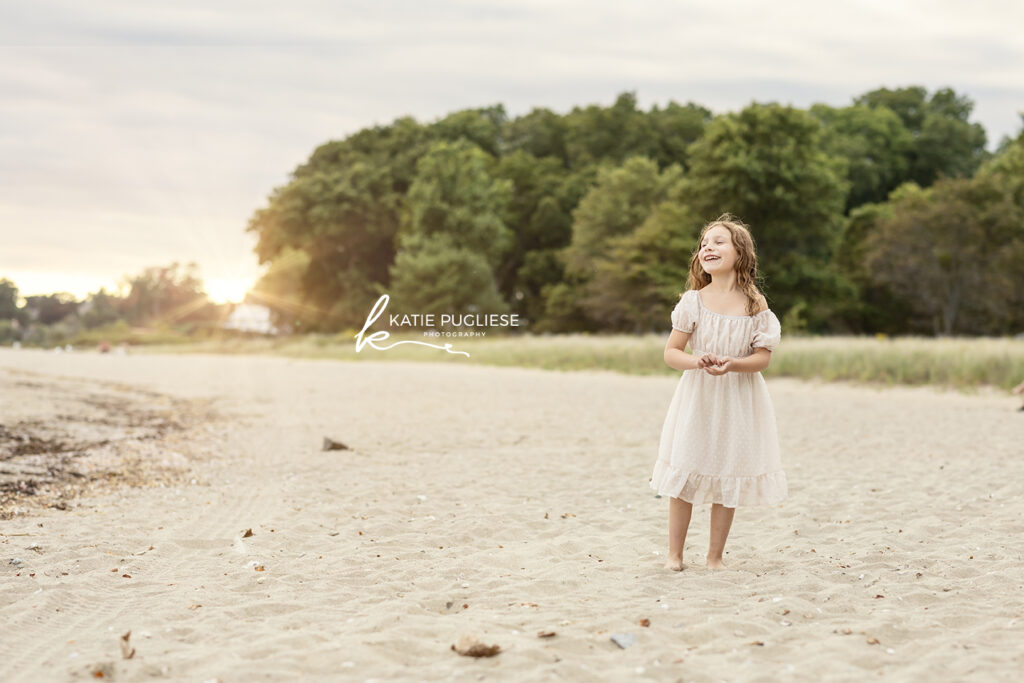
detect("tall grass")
[132,331,1024,395]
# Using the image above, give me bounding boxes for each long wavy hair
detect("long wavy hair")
[683,212,768,316]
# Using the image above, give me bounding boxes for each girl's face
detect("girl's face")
[698,225,737,275]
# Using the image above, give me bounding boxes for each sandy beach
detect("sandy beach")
[1,347,1022,681]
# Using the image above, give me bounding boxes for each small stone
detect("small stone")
[610,633,636,649]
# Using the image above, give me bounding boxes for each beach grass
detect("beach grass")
[128,331,1024,395]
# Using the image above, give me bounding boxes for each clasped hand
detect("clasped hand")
[697,352,734,375]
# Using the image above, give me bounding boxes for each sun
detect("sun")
[205,277,252,304]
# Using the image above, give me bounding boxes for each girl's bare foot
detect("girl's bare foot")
[664,555,684,571]
[706,557,727,570]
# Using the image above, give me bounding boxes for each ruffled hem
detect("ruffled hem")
[648,460,787,507]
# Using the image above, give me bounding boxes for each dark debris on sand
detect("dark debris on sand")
[0,369,228,519]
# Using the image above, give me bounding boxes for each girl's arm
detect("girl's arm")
[664,329,703,371]
[728,349,771,373]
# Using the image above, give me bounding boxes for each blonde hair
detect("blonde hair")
[684,212,767,316]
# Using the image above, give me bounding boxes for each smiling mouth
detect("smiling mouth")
[704,256,720,262]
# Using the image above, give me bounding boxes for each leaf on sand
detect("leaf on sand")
[451,634,501,657]
[322,437,349,451]
[537,630,556,638]
[241,528,253,538]
[119,630,135,659]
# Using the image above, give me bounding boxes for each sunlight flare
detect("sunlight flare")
[205,277,253,304]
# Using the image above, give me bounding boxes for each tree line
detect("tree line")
[246,85,1024,337]
[0,263,227,346]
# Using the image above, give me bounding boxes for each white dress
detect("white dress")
[648,288,788,507]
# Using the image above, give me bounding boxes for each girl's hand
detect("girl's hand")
[697,352,720,369]
[704,356,735,375]
[1013,380,1024,395]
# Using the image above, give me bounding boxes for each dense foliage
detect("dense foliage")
[245,86,1024,336]
[4,86,1022,345]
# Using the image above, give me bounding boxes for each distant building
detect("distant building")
[222,304,278,335]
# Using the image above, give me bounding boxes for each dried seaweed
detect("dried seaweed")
[0,370,227,519]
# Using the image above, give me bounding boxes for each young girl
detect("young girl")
[649,213,788,571]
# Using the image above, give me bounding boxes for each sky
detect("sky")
[1,1,1022,303]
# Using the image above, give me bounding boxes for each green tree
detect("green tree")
[563,92,659,168]
[993,113,1024,154]
[80,288,123,329]
[515,246,566,328]
[388,139,514,317]
[680,102,851,332]
[501,95,709,173]
[853,86,990,187]
[499,159,599,330]
[247,148,404,332]
[298,116,435,196]
[248,246,311,332]
[0,277,25,325]
[556,156,688,331]
[862,177,1024,335]
[835,203,915,334]
[246,116,438,333]
[120,262,217,326]
[646,100,712,171]
[811,103,913,212]
[431,105,508,158]
[387,232,510,328]
[564,156,680,279]
[493,150,575,311]
[401,139,514,269]
[501,107,570,163]
[975,131,1024,209]
[587,200,701,332]
[24,293,79,325]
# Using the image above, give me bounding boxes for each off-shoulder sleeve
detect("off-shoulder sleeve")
[750,310,782,351]
[670,290,699,333]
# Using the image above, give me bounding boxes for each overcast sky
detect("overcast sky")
[1,0,1021,301]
